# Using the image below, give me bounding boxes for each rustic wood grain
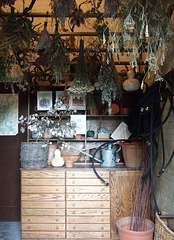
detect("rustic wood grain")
[22,208,65,216]
[110,170,140,239]
[22,201,65,209]
[66,170,109,179]
[22,216,65,224]
[22,231,65,239]
[66,185,109,193]
[67,200,110,209]
[67,231,110,239]
[22,170,65,178]
[22,178,65,186]
[22,223,65,231]
[22,193,65,201]
[22,185,65,194]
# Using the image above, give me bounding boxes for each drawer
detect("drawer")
[22,223,65,231]
[22,170,65,178]
[67,200,110,209]
[66,178,108,186]
[66,193,110,201]
[67,231,110,239]
[22,178,65,186]
[66,208,110,216]
[22,193,65,201]
[22,231,65,239]
[67,216,110,224]
[22,208,65,216]
[22,185,65,194]
[22,216,65,224]
[66,170,109,179]
[22,201,65,209]
[66,185,109,194]
[67,223,110,231]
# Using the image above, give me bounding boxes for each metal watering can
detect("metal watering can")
[100,143,121,167]
[62,142,121,167]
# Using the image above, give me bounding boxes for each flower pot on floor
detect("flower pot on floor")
[116,217,154,240]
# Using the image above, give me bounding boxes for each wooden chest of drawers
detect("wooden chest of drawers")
[21,168,140,239]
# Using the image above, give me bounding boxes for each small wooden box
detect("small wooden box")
[97,133,110,139]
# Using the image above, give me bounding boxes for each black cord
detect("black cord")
[150,96,161,214]
[157,150,174,178]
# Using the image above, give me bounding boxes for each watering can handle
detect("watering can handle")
[114,142,122,153]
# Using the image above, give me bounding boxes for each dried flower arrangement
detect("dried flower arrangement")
[48,22,71,83]
[68,39,94,93]
[103,0,174,85]
[95,53,122,115]
[50,0,76,28]
[19,97,76,140]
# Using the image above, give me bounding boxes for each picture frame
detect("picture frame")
[56,91,70,110]
[70,115,86,134]
[37,91,52,111]
[69,93,86,110]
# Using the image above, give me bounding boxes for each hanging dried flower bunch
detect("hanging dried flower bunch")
[68,39,94,93]
[49,22,71,83]
[104,0,123,17]
[103,0,174,84]
[69,6,85,31]
[35,22,51,54]
[95,54,122,115]
[50,0,76,28]
[0,0,16,7]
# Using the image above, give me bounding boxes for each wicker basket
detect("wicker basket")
[154,212,174,240]
[20,142,49,169]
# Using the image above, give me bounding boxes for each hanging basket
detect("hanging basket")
[20,142,49,169]
[154,212,174,240]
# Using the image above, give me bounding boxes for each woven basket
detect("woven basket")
[154,212,174,240]
[20,142,49,169]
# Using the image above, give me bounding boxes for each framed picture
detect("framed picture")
[56,91,70,110]
[70,115,86,134]
[69,93,86,110]
[37,91,52,111]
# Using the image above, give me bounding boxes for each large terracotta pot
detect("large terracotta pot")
[120,141,143,168]
[116,217,154,240]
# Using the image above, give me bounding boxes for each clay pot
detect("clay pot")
[120,141,143,168]
[65,160,74,168]
[116,217,154,240]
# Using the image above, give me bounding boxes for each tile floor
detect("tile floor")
[0,221,21,240]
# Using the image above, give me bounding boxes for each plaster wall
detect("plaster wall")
[156,98,174,214]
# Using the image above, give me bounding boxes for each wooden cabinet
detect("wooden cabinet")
[66,170,110,239]
[21,170,66,239]
[21,168,140,239]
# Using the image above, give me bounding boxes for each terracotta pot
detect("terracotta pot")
[116,217,154,240]
[65,160,74,168]
[120,141,143,168]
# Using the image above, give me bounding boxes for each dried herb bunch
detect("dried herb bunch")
[50,0,76,28]
[48,23,71,83]
[68,39,94,93]
[95,54,122,115]
[104,0,174,83]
